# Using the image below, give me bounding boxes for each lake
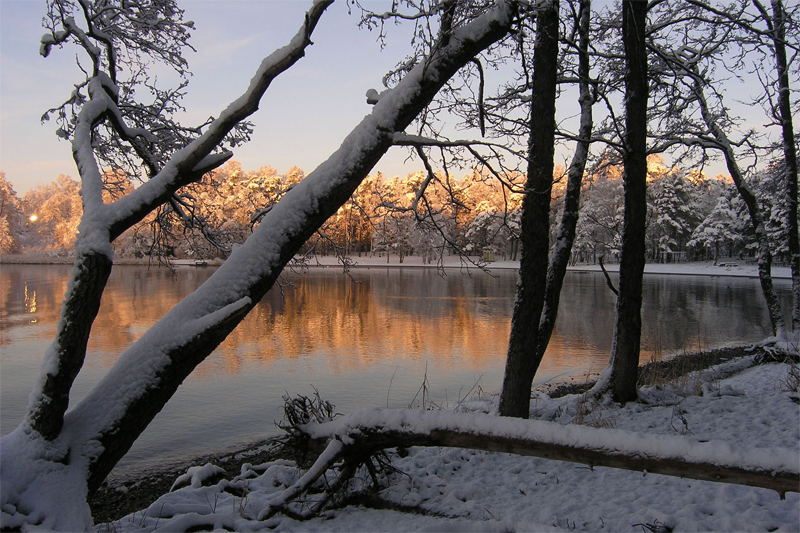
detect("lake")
[0,263,789,477]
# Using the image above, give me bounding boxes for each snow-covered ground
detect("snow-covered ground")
[102,358,800,532]
[295,255,793,279]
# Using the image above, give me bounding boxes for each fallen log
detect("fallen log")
[260,408,799,520]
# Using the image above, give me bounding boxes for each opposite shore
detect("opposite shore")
[1,253,792,280]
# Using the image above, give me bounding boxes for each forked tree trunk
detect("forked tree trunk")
[532,0,593,369]
[608,0,649,403]
[22,0,333,447]
[499,0,561,418]
[1,8,519,528]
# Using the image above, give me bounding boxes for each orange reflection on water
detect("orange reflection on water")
[3,264,780,387]
[0,265,616,384]
[210,270,518,378]
[24,284,37,314]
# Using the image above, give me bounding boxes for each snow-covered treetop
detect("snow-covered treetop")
[39,0,249,184]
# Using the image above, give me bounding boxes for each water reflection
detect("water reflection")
[0,264,789,475]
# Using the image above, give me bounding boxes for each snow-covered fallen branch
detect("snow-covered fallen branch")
[261,408,798,519]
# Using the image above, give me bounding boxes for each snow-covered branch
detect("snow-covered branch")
[391,132,524,157]
[58,0,518,496]
[107,0,334,239]
[683,0,800,54]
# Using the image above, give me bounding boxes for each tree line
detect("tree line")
[0,155,790,265]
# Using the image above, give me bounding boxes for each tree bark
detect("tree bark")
[21,0,333,445]
[499,0,561,418]
[26,251,113,441]
[724,156,786,336]
[770,0,800,331]
[609,0,649,403]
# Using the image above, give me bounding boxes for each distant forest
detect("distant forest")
[0,154,790,264]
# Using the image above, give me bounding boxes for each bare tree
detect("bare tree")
[762,0,799,331]
[683,0,799,332]
[499,0,562,418]
[0,0,520,528]
[693,75,788,336]
[645,0,797,339]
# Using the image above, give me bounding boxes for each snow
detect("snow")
[170,463,227,491]
[293,254,794,279]
[99,361,800,532]
[0,427,93,531]
[365,88,382,105]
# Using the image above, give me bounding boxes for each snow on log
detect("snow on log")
[299,408,800,496]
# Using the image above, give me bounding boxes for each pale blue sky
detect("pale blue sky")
[0,0,779,195]
[0,0,424,193]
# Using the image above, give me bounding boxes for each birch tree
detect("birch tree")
[0,0,520,529]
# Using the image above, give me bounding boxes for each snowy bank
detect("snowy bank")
[100,361,800,532]
[297,255,793,279]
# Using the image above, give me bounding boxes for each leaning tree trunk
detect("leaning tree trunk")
[499,0,561,418]
[693,75,787,337]
[723,155,786,337]
[21,0,334,446]
[68,2,520,494]
[532,0,594,367]
[608,0,649,404]
[770,0,800,332]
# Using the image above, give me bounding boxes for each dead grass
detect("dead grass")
[636,346,754,390]
[571,394,617,429]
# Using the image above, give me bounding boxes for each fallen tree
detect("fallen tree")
[262,408,800,520]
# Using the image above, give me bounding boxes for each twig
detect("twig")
[598,255,619,296]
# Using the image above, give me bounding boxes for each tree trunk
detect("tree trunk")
[499,0,561,418]
[533,0,593,368]
[608,0,649,404]
[25,250,113,441]
[724,155,786,337]
[21,0,331,445]
[770,0,799,331]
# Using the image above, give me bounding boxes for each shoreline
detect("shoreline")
[1,254,791,280]
[88,344,763,524]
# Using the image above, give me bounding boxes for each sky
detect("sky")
[0,0,778,196]
[0,0,426,194]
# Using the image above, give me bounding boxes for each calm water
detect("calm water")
[0,264,789,477]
